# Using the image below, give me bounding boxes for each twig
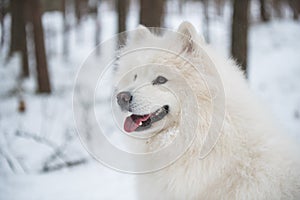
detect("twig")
[0,149,17,173]
[42,158,87,173]
[15,130,87,173]
[15,130,69,168]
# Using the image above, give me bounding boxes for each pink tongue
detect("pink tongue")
[124,114,151,133]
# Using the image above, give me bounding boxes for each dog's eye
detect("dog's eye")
[153,76,168,85]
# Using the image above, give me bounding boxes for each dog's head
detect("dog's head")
[114,22,207,134]
[116,66,179,133]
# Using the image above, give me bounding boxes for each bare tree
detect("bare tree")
[27,0,51,93]
[259,0,270,22]
[202,0,210,43]
[75,0,88,25]
[139,0,165,27]
[231,0,250,77]
[9,0,20,54]
[272,0,283,18]
[116,0,128,46]
[9,0,29,77]
[0,0,8,48]
[95,0,101,54]
[215,0,225,16]
[62,0,70,57]
[288,0,300,20]
[178,0,184,15]
[116,0,128,33]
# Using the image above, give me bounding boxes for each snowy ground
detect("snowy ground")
[0,1,300,199]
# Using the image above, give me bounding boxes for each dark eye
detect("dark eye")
[153,76,168,85]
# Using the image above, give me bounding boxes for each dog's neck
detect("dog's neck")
[145,124,179,152]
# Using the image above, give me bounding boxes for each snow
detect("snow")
[0,1,300,199]
[249,20,300,140]
[0,164,136,200]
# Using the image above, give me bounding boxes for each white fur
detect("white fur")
[115,22,300,199]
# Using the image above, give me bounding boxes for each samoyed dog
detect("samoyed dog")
[114,22,300,199]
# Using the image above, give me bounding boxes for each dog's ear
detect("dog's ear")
[128,25,152,43]
[177,21,205,54]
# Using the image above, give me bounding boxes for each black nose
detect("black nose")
[117,91,132,110]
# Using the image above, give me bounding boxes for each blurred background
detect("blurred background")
[0,0,299,199]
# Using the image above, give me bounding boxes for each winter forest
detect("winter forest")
[0,0,300,199]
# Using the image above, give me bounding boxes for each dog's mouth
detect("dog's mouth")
[124,105,169,133]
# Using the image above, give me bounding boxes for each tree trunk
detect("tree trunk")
[259,0,270,22]
[178,0,183,15]
[202,0,210,43]
[75,0,88,25]
[117,0,128,33]
[20,29,29,78]
[139,0,165,27]
[0,0,7,48]
[62,0,70,57]
[215,0,224,16]
[288,0,299,20]
[231,0,250,78]
[116,0,128,46]
[95,0,101,55]
[75,0,82,24]
[9,0,29,77]
[273,0,283,18]
[28,0,51,93]
[9,0,20,54]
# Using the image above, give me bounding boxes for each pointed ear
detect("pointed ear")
[177,21,205,53]
[128,25,152,43]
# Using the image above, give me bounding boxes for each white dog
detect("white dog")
[115,22,300,199]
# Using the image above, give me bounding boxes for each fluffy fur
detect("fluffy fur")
[115,22,300,199]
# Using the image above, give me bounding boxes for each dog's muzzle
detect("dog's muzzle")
[116,91,169,132]
[117,91,132,111]
[123,105,169,132]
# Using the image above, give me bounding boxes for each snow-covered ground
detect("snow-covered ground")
[249,21,300,139]
[0,1,299,199]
